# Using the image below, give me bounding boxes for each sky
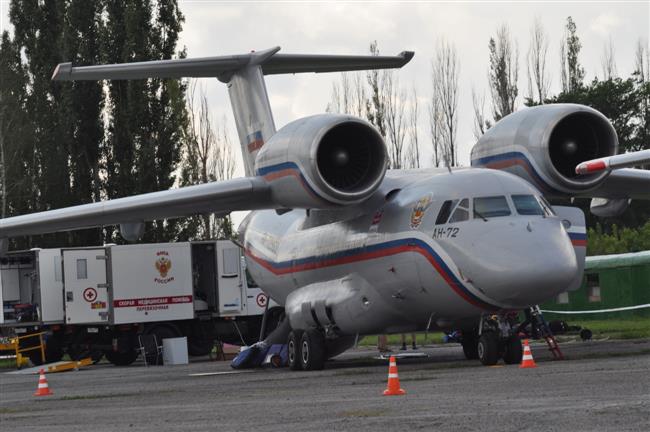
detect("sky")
[1,0,649,227]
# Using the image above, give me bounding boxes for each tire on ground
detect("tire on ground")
[287,330,303,371]
[461,334,479,360]
[104,349,138,366]
[478,332,500,366]
[300,329,326,371]
[502,335,523,364]
[144,324,181,365]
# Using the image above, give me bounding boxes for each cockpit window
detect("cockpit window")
[474,196,511,218]
[512,195,545,216]
[449,199,470,223]
[436,200,457,225]
[537,196,556,216]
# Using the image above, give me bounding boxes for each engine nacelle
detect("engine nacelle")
[471,104,618,196]
[255,114,388,208]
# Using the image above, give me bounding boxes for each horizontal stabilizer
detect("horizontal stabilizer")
[52,46,414,83]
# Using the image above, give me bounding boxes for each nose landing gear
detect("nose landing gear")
[474,314,523,366]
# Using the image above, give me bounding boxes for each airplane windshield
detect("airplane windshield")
[474,196,511,218]
[512,194,545,216]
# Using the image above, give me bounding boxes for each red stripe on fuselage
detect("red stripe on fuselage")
[245,244,492,311]
[571,239,587,247]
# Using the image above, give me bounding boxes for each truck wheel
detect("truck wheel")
[300,329,326,371]
[144,324,181,365]
[461,334,479,360]
[188,338,214,357]
[478,332,500,366]
[105,349,138,366]
[502,335,523,364]
[287,330,303,371]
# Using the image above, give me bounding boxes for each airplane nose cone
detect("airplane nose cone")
[466,219,578,307]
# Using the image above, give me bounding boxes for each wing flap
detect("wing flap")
[0,177,271,238]
[585,168,650,200]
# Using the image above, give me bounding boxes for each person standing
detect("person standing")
[401,333,417,350]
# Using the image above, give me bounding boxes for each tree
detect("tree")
[471,86,490,140]
[179,80,236,240]
[600,37,617,81]
[488,24,519,122]
[526,17,550,105]
[432,39,460,166]
[0,32,32,220]
[383,72,408,169]
[366,41,388,139]
[405,87,421,169]
[428,84,444,167]
[560,16,585,93]
[327,72,366,118]
[102,0,187,243]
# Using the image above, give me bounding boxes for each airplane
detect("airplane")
[1,47,649,369]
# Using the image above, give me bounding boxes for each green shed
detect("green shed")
[542,251,650,319]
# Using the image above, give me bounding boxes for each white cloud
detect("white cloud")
[590,13,622,36]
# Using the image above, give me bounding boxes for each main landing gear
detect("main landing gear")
[287,329,326,371]
[463,314,523,366]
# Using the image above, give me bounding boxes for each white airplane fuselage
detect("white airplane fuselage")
[241,168,582,336]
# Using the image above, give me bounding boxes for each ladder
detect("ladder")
[528,305,564,360]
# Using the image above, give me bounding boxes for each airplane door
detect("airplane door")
[63,249,110,324]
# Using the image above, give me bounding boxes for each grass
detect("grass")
[357,317,650,348]
[358,332,445,347]
[559,317,650,340]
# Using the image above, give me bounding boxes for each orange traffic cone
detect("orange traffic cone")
[519,339,537,369]
[34,368,53,396]
[383,356,406,396]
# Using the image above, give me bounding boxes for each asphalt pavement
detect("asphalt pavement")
[1,339,649,432]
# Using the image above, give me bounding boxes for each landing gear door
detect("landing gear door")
[63,248,110,324]
[216,241,243,314]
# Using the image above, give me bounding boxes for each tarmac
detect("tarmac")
[1,338,649,432]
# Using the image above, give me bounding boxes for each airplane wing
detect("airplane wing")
[0,177,271,238]
[587,168,650,200]
[576,150,650,200]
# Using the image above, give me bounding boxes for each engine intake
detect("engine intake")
[471,104,618,195]
[255,114,387,207]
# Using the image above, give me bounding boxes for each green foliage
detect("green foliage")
[587,221,650,255]
[487,25,518,121]
[562,16,585,93]
[2,0,190,247]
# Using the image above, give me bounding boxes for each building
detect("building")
[542,251,650,319]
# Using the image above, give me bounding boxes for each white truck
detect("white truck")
[1,241,280,366]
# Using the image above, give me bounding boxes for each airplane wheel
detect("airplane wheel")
[478,332,499,366]
[287,330,303,371]
[502,335,523,364]
[461,335,479,360]
[300,329,325,371]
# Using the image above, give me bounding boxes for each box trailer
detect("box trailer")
[0,249,64,327]
[1,241,281,366]
[0,249,66,363]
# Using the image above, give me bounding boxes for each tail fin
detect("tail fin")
[52,47,414,176]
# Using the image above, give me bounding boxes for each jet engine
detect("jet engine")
[471,104,618,195]
[255,114,388,208]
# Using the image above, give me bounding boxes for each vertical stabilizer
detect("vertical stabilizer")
[52,47,414,178]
